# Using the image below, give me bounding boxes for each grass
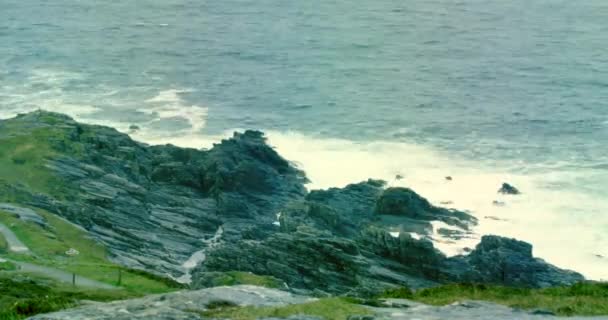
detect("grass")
[0,127,69,198]
[203,271,284,288]
[0,273,136,320]
[200,298,374,320]
[0,233,7,254]
[378,283,608,316]
[0,209,179,295]
[0,261,18,271]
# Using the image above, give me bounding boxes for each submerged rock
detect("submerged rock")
[498,183,520,195]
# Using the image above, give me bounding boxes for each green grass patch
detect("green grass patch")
[200,297,373,320]
[405,283,608,316]
[0,127,69,198]
[0,261,18,271]
[0,208,179,295]
[203,271,284,288]
[0,233,7,254]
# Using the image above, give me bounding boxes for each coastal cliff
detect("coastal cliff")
[0,111,589,319]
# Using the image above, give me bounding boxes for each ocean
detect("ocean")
[1,0,607,279]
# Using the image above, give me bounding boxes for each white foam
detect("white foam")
[430,221,478,257]
[389,231,400,238]
[129,89,211,146]
[409,232,422,240]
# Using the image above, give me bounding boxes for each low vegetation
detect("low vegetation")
[0,260,18,271]
[378,282,608,316]
[200,297,373,320]
[203,271,284,288]
[0,233,7,254]
[0,274,135,320]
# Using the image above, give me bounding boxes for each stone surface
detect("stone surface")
[371,300,608,319]
[27,286,608,320]
[27,285,313,320]
[0,203,47,227]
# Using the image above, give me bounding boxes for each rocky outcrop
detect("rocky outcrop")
[445,236,584,287]
[0,111,585,295]
[0,111,306,279]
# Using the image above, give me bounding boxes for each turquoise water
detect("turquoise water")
[1,0,608,278]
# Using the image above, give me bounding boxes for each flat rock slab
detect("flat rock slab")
[28,285,314,320]
[372,300,608,319]
[0,203,47,227]
[27,286,608,320]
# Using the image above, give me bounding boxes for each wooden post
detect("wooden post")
[72,273,76,286]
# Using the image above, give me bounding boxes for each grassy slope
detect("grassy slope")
[0,209,177,294]
[0,127,68,198]
[0,117,178,296]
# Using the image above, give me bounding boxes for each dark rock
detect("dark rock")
[498,183,520,195]
[0,112,307,279]
[347,316,376,320]
[375,187,477,230]
[445,176,453,181]
[445,236,584,287]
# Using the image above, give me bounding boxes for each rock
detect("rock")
[445,236,584,287]
[129,125,140,131]
[375,187,477,230]
[492,200,506,206]
[347,316,376,320]
[445,176,453,181]
[498,183,520,195]
[27,285,605,320]
[27,285,313,320]
[0,111,307,279]
[0,203,47,227]
[371,299,600,319]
